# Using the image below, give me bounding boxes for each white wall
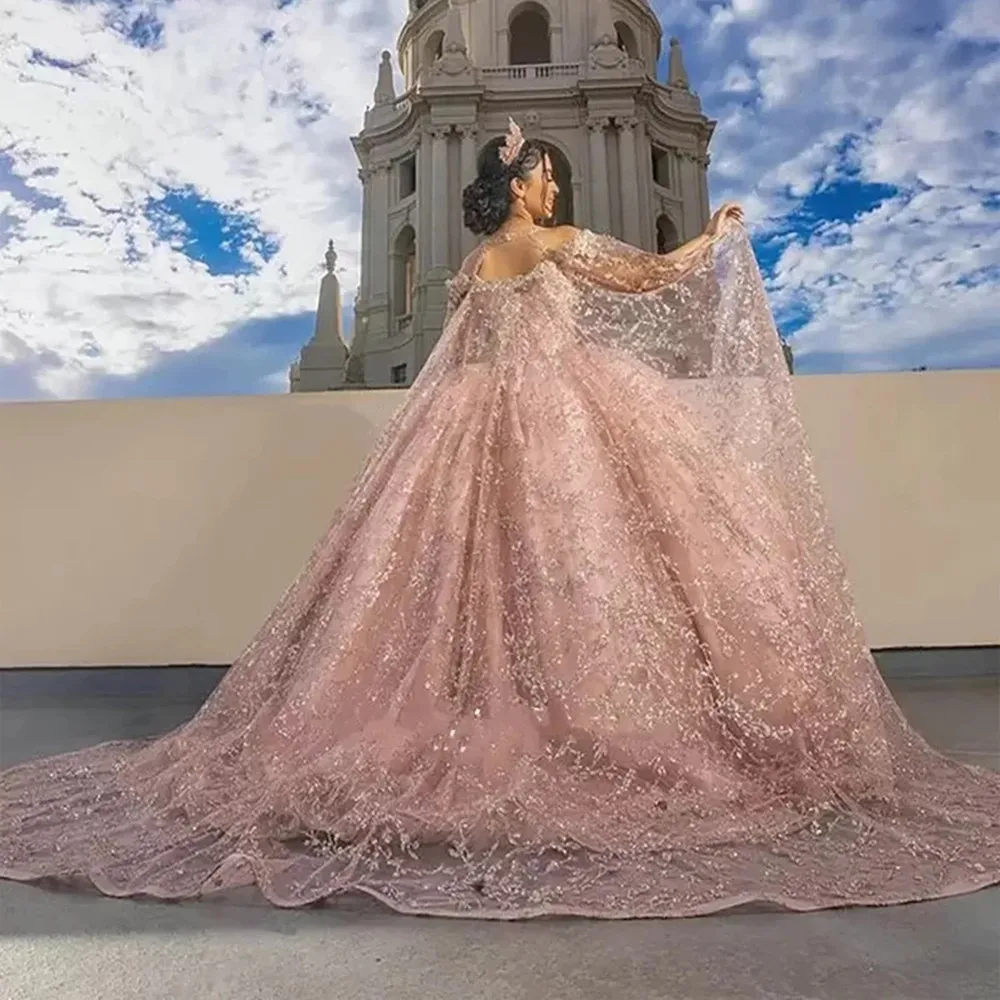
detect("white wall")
[0,370,997,669]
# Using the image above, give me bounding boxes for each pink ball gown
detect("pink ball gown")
[2,220,999,918]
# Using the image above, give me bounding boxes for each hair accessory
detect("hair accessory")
[499,117,525,166]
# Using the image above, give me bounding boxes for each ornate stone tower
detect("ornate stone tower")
[289,240,348,392]
[295,0,714,391]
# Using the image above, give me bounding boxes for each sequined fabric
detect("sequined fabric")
[2,221,998,918]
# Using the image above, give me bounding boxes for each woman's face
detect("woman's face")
[513,153,559,223]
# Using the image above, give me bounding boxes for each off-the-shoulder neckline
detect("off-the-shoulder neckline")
[467,227,588,288]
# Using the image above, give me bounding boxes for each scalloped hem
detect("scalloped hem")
[2,864,998,921]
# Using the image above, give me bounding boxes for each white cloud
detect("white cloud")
[767,190,1000,365]
[721,62,756,93]
[706,0,772,44]
[1,0,997,396]
[707,7,736,38]
[0,0,407,398]
[658,0,1000,370]
[733,0,771,18]
[947,0,1000,43]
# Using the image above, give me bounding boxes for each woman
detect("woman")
[2,119,998,919]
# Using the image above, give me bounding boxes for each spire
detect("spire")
[592,0,616,48]
[373,50,395,105]
[668,37,689,89]
[590,1,627,72]
[289,239,347,392]
[443,1,467,57]
[366,49,401,129]
[313,240,345,348]
[426,1,473,80]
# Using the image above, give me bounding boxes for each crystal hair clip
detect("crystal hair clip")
[499,116,525,166]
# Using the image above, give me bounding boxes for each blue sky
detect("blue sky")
[0,0,997,400]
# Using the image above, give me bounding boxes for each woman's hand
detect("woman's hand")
[705,202,745,236]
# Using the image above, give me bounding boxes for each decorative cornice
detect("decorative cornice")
[357,163,390,181]
[586,116,611,132]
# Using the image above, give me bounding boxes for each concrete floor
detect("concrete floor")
[0,664,998,1000]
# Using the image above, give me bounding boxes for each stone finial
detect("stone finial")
[590,1,627,72]
[374,50,396,105]
[592,0,616,47]
[428,1,473,79]
[313,241,345,348]
[289,240,347,391]
[668,37,689,89]
[443,1,467,56]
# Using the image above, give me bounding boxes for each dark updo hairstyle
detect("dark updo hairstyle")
[461,134,547,236]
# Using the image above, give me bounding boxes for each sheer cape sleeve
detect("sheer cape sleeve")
[552,226,720,294]
[546,220,780,382]
[541,219,820,567]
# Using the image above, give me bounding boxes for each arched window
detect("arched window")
[615,21,639,60]
[651,145,672,189]
[656,214,680,255]
[423,29,444,69]
[393,226,417,319]
[509,3,551,65]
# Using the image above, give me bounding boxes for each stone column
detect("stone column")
[372,162,391,304]
[677,150,703,242]
[637,126,655,251]
[418,127,433,269]
[587,116,611,234]
[551,24,563,61]
[617,117,642,247]
[571,178,583,228]
[430,125,451,270]
[696,151,711,231]
[357,166,373,303]
[458,125,479,257]
[361,160,390,345]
